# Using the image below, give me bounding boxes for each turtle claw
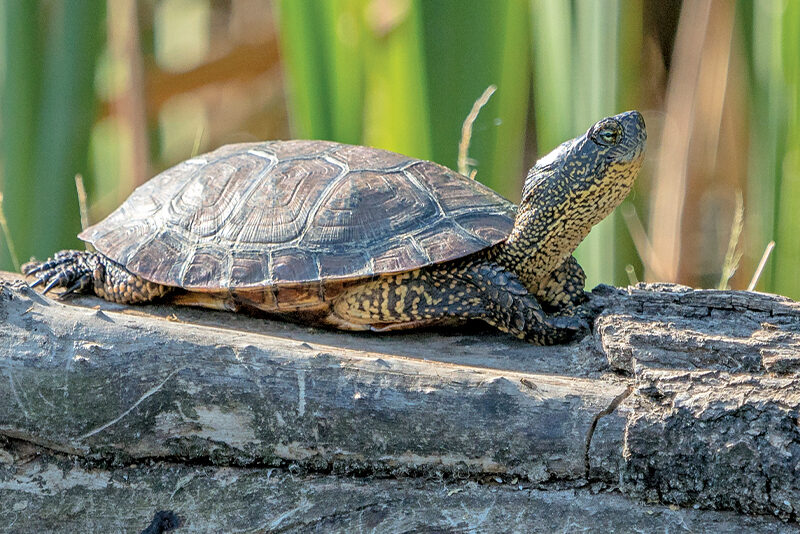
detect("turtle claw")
[43,273,67,294]
[21,250,95,297]
[22,252,74,276]
[61,273,93,297]
[21,260,44,276]
[22,250,168,304]
[21,264,36,275]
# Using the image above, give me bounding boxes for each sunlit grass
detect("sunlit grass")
[458,85,496,179]
[743,0,799,298]
[276,0,366,142]
[774,0,800,298]
[717,192,743,290]
[361,0,432,160]
[0,1,105,272]
[0,193,20,271]
[0,1,41,271]
[747,241,775,292]
[277,0,532,198]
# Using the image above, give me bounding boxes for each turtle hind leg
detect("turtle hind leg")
[330,260,587,345]
[22,249,170,304]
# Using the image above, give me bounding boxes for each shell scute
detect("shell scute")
[413,221,488,264]
[124,230,186,286]
[329,143,414,171]
[270,247,319,284]
[370,237,430,274]
[79,140,516,289]
[182,249,229,288]
[454,212,518,243]
[229,253,269,288]
[305,170,438,247]
[170,150,277,239]
[217,156,341,245]
[318,250,372,279]
[406,161,503,213]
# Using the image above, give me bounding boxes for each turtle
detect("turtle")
[22,110,646,344]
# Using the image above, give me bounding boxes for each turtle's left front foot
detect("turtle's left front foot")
[22,250,100,297]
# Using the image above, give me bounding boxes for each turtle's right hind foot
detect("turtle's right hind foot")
[22,250,99,298]
[23,250,171,304]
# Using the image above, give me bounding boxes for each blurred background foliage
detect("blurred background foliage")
[0,0,798,298]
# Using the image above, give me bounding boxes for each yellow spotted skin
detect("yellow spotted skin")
[23,112,646,345]
[328,256,580,343]
[328,111,646,342]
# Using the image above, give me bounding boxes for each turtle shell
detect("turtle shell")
[79,141,516,290]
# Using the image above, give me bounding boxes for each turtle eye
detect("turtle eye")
[592,121,622,146]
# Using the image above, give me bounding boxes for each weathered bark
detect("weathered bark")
[1,273,799,531]
[2,445,797,533]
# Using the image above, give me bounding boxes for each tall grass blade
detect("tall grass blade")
[530,0,573,149]
[275,0,334,139]
[278,0,531,197]
[279,0,366,142]
[420,0,529,197]
[0,2,42,269]
[362,0,431,159]
[483,0,531,198]
[31,0,106,260]
[744,0,798,298]
[773,0,800,298]
[0,193,20,271]
[320,0,366,144]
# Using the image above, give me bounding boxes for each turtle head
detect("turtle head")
[520,110,646,218]
[500,111,646,285]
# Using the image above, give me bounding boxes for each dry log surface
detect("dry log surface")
[1,271,799,532]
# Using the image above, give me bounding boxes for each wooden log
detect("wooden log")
[0,278,623,482]
[1,445,796,533]
[1,273,799,528]
[589,284,800,519]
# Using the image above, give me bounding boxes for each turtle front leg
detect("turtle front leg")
[535,257,604,328]
[22,250,170,304]
[534,256,586,313]
[330,259,588,344]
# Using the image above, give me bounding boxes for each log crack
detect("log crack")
[78,368,183,441]
[584,383,633,477]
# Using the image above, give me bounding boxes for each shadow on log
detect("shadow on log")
[1,271,798,531]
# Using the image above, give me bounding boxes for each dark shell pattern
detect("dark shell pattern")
[79,141,516,290]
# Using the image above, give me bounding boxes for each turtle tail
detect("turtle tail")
[22,250,170,304]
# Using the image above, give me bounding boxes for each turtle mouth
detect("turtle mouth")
[606,142,646,165]
[608,129,647,166]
